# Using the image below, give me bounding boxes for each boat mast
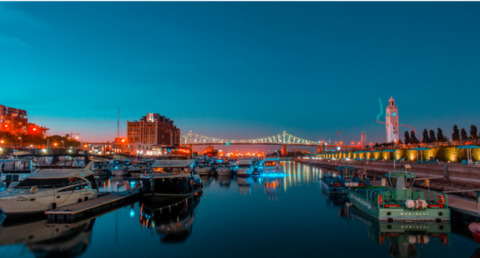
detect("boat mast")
[117,109,120,140]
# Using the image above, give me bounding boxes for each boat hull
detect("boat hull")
[144,176,203,201]
[348,190,450,221]
[321,179,347,195]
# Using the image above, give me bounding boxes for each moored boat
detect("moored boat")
[0,155,100,216]
[321,166,368,195]
[348,168,450,221]
[236,159,254,177]
[215,162,231,176]
[261,152,284,176]
[141,159,202,201]
[469,222,480,245]
[194,161,212,176]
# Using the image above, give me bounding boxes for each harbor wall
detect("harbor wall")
[295,158,480,184]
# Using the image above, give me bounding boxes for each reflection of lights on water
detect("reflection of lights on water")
[130,209,135,217]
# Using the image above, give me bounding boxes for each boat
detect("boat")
[215,162,231,176]
[0,159,36,187]
[236,159,254,177]
[108,159,130,176]
[347,168,450,221]
[229,160,237,173]
[237,177,253,195]
[469,222,480,245]
[321,166,368,195]
[91,160,109,172]
[261,152,284,175]
[141,159,202,201]
[128,162,150,174]
[194,160,212,176]
[0,155,100,216]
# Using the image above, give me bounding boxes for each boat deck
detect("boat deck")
[45,190,139,223]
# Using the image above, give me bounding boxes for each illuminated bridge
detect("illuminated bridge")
[180,131,358,153]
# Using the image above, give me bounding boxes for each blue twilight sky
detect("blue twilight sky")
[1,2,480,151]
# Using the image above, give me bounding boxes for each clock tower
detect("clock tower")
[385,96,399,143]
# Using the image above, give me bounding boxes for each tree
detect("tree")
[471,125,478,139]
[429,130,436,143]
[398,139,403,144]
[437,128,445,141]
[422,129,429,143]
[404,131,410,144]
[410,131,419,144]
[461,128,468,140]
[452,125,460,141]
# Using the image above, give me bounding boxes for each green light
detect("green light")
[226,142,230,145]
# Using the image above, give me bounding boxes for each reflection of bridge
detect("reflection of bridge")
[180,131,358,153]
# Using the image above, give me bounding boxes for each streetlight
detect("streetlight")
[18,137,22,148]
[61,140,64,148]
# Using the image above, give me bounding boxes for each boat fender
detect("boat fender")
[30,186,37,195]
[405,200,415,209]
[416,200,428,209]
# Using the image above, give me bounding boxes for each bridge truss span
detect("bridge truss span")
[180,131,321,146]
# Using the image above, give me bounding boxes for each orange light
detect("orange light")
[33,128,36,131]
[340,141,343,144]
[4,125,7,128]
[351,142,354,144]
[121,139,125,143]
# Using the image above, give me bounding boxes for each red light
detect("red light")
[33,128,36,131]
[121,139,125,143]
[4,125,7,128]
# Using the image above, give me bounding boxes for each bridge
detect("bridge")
[180,131,359,154]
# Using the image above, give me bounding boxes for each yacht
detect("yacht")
[128,162,150,174]
[194,160,212,176]
[228,160,237,173]
[141,159,202,201]
[108,159,130,176]
[236,159,254,177]
[215,162,231,176]
[261,152,284,175]
[0,159,36,187]
[0,155,100,216]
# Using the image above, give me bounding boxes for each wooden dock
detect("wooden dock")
[46,190,139,223]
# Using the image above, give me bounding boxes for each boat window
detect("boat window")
[264,161,276,167]
[37,156,54,166]
[55,156,73,166]
[73,157,86,167]
[16,178,71,188]
[389,177,397,188]
[4,161,14,171]
[406,177,414,188]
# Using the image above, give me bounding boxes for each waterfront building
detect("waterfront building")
[127,113,180,146]
[0,105,49,135]
[361,131,367,148]
[385,97,400,143]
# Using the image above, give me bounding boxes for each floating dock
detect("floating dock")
[46,190,139,223]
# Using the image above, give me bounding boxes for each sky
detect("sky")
[1,2,480,152]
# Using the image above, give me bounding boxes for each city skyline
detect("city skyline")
[1,2,480,149]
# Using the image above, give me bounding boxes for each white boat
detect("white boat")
[215,162,231,176]
[0,159,36,187]
[194,161,211,176]
[0,155,100,216]
[261,153,284,175]
[236,159,254,177]
[229,160,237,172]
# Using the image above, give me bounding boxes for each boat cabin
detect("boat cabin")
[151,160,195,175]
[1,159,35,186]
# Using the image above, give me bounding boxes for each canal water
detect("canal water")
[0,161,478,258]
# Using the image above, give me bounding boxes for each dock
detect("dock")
[46,190,139,223]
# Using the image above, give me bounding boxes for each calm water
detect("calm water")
[0,161,479,258]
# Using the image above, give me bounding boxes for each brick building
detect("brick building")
[127,113,180,147]
[0,105,28,134]
[0,105,49,135]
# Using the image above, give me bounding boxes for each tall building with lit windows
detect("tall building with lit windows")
[0,105,28,134]
[127,113,180,146]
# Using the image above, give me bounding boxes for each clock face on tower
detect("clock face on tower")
[392,112,397,117]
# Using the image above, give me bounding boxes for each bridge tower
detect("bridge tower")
[281,145,287,155]
[386,96,399,143]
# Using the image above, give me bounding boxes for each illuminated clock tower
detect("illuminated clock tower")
[386,96,399,143]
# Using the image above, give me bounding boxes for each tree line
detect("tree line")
[404,125,479,144]
[0,131,81,148]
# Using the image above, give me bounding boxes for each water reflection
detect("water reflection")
[139,195,201,243]
[0,217,94,258]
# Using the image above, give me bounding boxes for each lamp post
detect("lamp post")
[18,137,22,148]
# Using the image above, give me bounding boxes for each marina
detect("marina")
[0,161,477,257]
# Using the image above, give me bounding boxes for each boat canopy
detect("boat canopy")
[33,155,91,169]
[238,160,252,165]
[152,159,195,168]
[28,168,94,179]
